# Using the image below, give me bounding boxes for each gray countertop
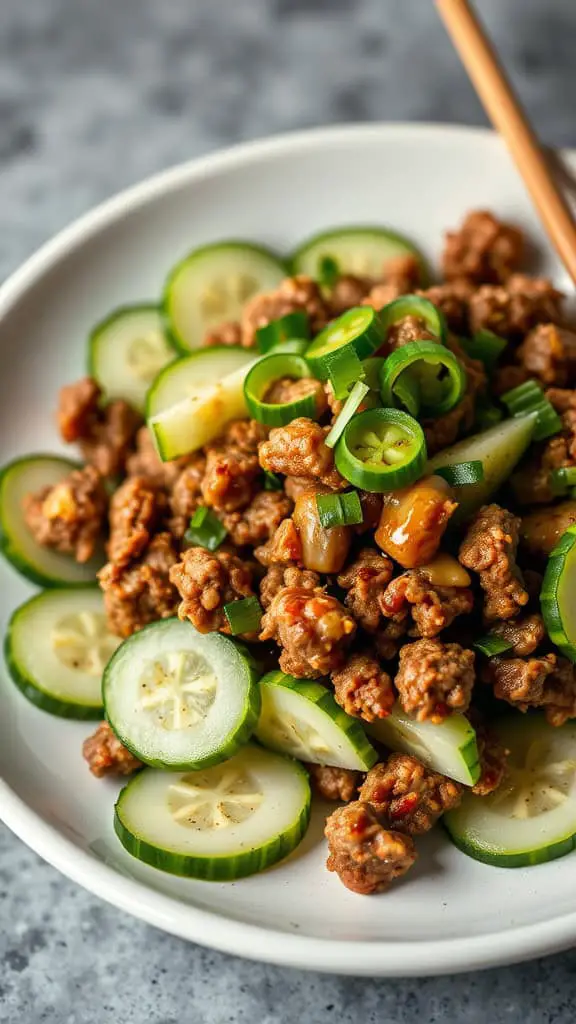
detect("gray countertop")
[1,1,576,1020]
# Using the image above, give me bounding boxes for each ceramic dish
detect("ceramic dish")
[1,123,575,976]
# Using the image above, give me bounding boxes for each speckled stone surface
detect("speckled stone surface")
[2,0,576,1020]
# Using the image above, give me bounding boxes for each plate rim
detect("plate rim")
[2,120,576,976]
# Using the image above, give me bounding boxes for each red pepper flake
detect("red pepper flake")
[389,792,419,819]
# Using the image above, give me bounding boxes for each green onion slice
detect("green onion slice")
[434,460,485,487]
[335,407,427,492]
[379,340,466,417]
[243,352,318,426]
[263,471,284,491]
[306,306,384,379]
[459,329,507,372]
[224,597,263,635]
[316,490,363,529]
[325,381,370,449]
[501,380,562,442]
[473,634,514,657]
[256,312,310,355]
[474,398,503,430]
[550,466,576,497]
[326,347,365,400]
[318,255,340,289]
[184,507,227,552]
[362,357,386,391]
[379,295,447,345]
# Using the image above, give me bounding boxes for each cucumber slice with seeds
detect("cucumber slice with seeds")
[0,455,104,587]
[5,588,119,719]
[146,346,254,418]
[255,671,378,771]
[290,226,428,283]
[114,745,311,880]
[164,241,287,353]
[103,618,260,769]
[445,716,576,867]
[366,703,480,786]
[89,304,176,413]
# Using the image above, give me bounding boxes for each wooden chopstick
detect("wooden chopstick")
[436,0,576,286]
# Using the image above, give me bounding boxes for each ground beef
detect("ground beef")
[520,500,576,557]
[169,547,254,634]
[359,754,463,834]
[223,419,269,454]
[254,517,303,567]
[98,532,180,637]
[395,639,475,722]
[375,476,457,568]
[374,619,410,662]
[241,276,328,347]
[57,377,141,477]
[459,504,529,622]
[361,253,422,313]
[490,613,547,656]
[168,455,208,537]
[23,464,107,564]
[82,722,142,778]
[259,586,356,678]
[107,475,167,568]
[328,275,373,316]
[259,565,321,608]
[362,281,406,312]
[306,764,362,802]
[331,653,395,722]
[466,710,509,796]
[283,475,316,501]
[442,210,524,284]
[492,364,533,397]
[336,548,395,632]
[126,426,189,488]
[221,490,293,548]
[325,801,417,895]
[468,274,564,340]
[387,315,437,351]
[264,376,328,419]
[417,279,474,334]
[484,653,576,726]
[380,570,474,638]
[201,445,260,513]
[517,323,576,387]
[202,320,243,348]
[258,418,344,491]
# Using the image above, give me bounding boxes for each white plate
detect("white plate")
[0,123,575,977]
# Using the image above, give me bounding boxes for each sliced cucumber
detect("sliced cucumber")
[5,588,119,719]
[89,304,176,413]
[290,226,428,283]
[445,716,576,867]
[163,241,286,353]
[255,671,378,771]
[427,414,536,522]
[114,744,311,880]
[148,357,259,460]
[541,525,576,662]
[103,618,260,769]
[366,703,480,786]
[146,346,254,418]
[0,455,104,587]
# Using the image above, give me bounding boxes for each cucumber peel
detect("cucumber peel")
[541,525,576,662]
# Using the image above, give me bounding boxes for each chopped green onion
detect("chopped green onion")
[473,634,514,657]
[184,507,227,552]
[318,255,340,289]
[379,295,447,345]
[362,357,386,391]
[316,490,363,529]
[549,466,576,497]
[379,340,466,417]
[434,461,485,487]
[243,352,318,426]
[325,380,370,449]
[256,312,310,355]
[474,399,503,430]
[326,346,365,400]
[268,338,308,356]
[335,407,427,492]
[306,306,384,379]
[459,329,507,373]
[501,380,562,442]
[263,471,284,491]
[224,597,263,635]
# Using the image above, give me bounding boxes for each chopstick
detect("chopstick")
[435,0,576,286]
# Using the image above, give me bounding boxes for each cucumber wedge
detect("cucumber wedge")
[89,304,176,413]
[445,716,576,867]
[148,357,259,460]
[5,588,119,719]
[103,618,260,769]
[114,744,311,880]
[0,455,104,587]
[541,525,576,662]
[427,414,536,522]
[163,241,286,353]
[146,346,254,418]
[255,671,378,771]
[366,703,480,786]
[290,226,428,283]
